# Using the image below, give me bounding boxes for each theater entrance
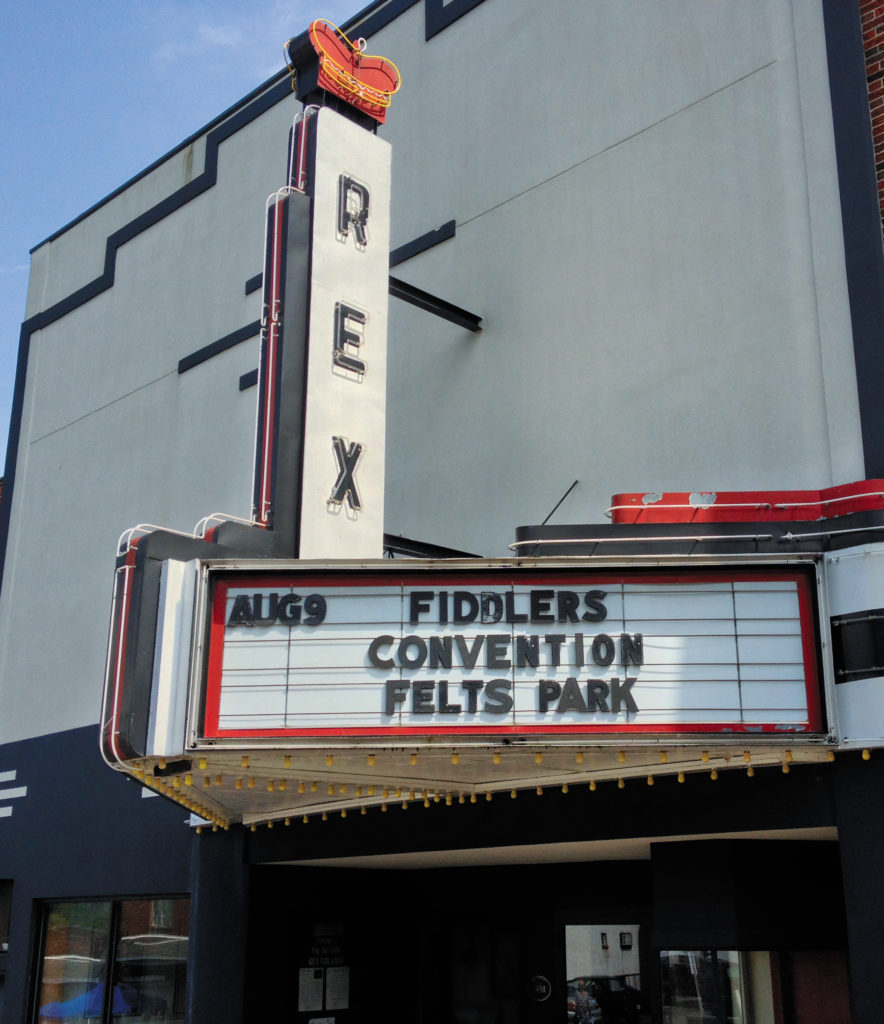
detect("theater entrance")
[242,844,852,1024]
[244,863,654,1024]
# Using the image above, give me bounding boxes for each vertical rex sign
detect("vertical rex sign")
[299,109,391,558]
[253,107,391,559]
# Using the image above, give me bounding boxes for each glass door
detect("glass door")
[564,924,649,1024]
[658,949,853,1024]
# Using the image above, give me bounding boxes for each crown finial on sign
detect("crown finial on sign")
[286,19,401,125]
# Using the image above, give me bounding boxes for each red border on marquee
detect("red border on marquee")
[200,568,823,740]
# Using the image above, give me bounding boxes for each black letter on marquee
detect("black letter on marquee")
[384,681,409,715]
[515,635,539,668]
[329,436,364,511]
[557,591,580,623]
[544,634,567,667]
[368,635,395,670]
[429,636,453,669]
[228,595,254,626]
[277,593,302,624]
[338,175,370,247]
[412,682,435,714]
[556,677,588,713]
[409,591,434,623]
[252,593,278,625]
[334,303,367,374]
[610,677,639,714]
[538,680,562,713]
[453,592,479,623]
[481,592,504,623]
[461,681,483,714]
[586,680,610,712]
[591,634,615,667]
[455,635,485,669]
[438,680,461,714]
[621,633,643,666]
[582,590,608,622]
[484,680,513,715]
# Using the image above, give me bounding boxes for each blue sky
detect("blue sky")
[0,0,360,468]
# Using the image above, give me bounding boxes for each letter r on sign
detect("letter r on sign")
[338,175,370,247]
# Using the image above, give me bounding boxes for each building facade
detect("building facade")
[3,1,884,1022]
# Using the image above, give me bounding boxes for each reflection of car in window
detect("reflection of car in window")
[565,975,643,1024]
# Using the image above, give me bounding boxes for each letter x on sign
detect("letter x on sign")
[330,436,364,511]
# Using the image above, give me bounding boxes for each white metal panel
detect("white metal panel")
[826,544,884,746]
[147,559,198,757]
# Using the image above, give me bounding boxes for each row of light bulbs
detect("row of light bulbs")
[161,744,849,772]
[132,767,230,831]
[133,747,871,834]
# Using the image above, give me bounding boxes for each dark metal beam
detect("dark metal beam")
[388,275,482,333]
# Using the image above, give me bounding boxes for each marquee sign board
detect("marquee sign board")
[184,562,824,744]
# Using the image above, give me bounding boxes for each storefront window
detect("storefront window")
[33,897,189,1024]
[659,949,853,1024]
[660,950,748,1024]
[0,881,12,1019]
[565,924,645,1024]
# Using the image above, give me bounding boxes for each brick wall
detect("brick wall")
[861,0,884,236]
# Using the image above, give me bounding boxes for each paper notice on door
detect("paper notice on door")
[298,968,324,1011]
[325,966,350,1009]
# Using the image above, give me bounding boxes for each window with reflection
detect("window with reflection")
[565,924,646,1024]
[34,897,189,1024]
[659,949,854,1024]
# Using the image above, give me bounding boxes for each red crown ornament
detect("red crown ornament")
[304,19,401,123]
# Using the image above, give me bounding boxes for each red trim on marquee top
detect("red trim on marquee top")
[609,479,884,524]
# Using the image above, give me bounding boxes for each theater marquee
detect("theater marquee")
[191,564,823,742]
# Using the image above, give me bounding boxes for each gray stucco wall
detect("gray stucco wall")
[0,0,864,744]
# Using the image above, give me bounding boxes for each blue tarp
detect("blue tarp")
[38,981,135,1019]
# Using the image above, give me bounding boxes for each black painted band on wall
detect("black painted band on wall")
[178,322,261,374]
[821,0,884,479]
[425,0,488,40]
